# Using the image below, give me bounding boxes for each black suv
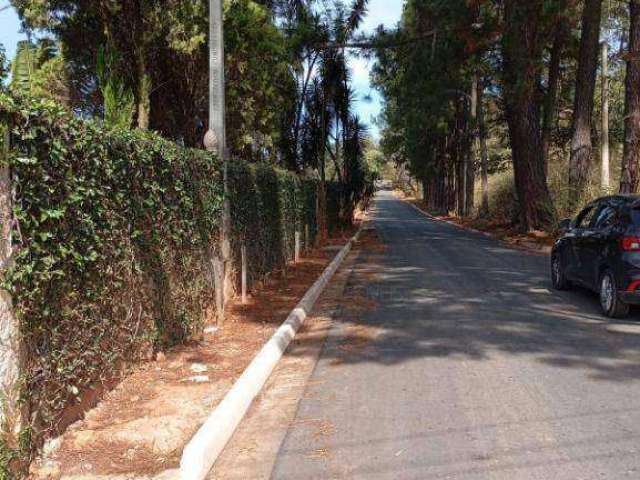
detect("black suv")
[551,195,640,318]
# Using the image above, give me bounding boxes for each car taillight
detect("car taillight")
[622,236,640,251]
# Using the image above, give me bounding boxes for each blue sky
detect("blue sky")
[0,3,26,62]
[0,0,403,137]
[350,0,404,137]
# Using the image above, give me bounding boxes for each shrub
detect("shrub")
[475,169,520,225]
[227,161,318,285]
[0,94,373,476]
[0,94,223,472]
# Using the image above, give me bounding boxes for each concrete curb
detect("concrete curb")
[606,323,640,335]
[179,229,362,480]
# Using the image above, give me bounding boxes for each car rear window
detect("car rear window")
[631,208,640,226]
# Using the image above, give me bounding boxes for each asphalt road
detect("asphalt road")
[269,191,640,480]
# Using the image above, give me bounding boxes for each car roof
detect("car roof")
[594,194,640,206]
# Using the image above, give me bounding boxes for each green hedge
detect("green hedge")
[228,161,318,286]
[327,179,376,234]
[0,95,224,471]
[0,94,371,477]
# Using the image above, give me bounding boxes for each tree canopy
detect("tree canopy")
[9,0,376,199]
[372,0,640,230]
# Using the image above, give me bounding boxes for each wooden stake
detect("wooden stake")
[295,231,301,263]
[241,244,247,304]
[305,224,310,251]
[212,257,224,324]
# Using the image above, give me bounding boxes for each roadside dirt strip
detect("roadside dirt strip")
[401,193,554,256]
[180,227,363,480]
[29,229,360,480]
[207,243,362,479]
[208,226,385,480]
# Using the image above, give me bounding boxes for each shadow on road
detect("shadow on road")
[287,195,640,384]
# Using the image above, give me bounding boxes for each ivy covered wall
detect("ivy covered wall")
[0,95,364,475]
[0,95,224,472]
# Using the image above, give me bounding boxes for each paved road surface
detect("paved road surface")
[240,192,640,479]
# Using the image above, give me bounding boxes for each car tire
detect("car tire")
[599,270,629,319]
[551,253,571,290]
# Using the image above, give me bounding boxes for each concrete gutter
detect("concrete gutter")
[179,229,361,480]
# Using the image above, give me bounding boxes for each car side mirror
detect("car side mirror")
[558,218,572,231]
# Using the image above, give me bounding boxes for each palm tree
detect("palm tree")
[95,46,135,129]
[278,0,371,234]
[10,38,56,90]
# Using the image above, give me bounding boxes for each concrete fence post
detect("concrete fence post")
[241,244,247,304]
[212,257,224,325]
[295,231,301,264]
[0,121,23,444]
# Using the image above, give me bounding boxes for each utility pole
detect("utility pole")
[0,116,23,459]
[204,0,230,323]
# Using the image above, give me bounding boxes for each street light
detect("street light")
[204,0,230,322]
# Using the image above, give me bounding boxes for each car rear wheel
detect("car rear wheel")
[551,254,570,290]
[599,270,629,318]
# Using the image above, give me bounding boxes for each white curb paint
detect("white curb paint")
[179,229,361,480]
[606,323,640,335]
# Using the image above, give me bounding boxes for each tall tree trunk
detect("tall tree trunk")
[137,51,151,130]
[437,139,447,212]
[132,0,150,130]
[422,177,429,204]
[502,0,556,230]
[620,1,640,193]
[601,40,611,191]
[465,143,474,215]
[458,126,466,216]
[477,79,490,216]
[453,104,466,217]
[568,0,603,207]
[542,18,568,172]
[293,54,319,164]
[446,134,456,213]
[466,76,478,216]
[317,98,329,242]
[0,122,24,472]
